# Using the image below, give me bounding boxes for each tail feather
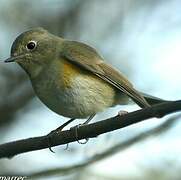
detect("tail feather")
[140,92,170,105]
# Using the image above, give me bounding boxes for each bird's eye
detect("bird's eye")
[26,41,37,50]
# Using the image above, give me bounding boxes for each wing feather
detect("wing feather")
[61,40,150,108]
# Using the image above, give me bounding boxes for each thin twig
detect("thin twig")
[0,100,180,159]
[29,115,180,179]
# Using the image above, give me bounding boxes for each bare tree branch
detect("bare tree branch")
[0,100,180,159]
[28,115,180,179]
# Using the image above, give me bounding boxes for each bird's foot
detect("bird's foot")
[69,114,95,144]
[70,124,89,144]
[47,118,75,153]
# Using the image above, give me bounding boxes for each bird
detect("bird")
[4,27,166,130]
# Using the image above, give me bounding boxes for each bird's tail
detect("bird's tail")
[140,92,170,105]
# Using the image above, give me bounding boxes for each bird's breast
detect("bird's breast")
[31,59,124,119]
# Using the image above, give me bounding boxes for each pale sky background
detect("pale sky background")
[0,0,181,179]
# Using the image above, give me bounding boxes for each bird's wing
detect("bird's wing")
[61,40,150,108]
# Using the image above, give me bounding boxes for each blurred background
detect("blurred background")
[0,0,181,179]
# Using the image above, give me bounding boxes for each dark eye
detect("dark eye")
[26,41,37,50]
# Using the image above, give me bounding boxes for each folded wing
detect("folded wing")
[61,40,150,108]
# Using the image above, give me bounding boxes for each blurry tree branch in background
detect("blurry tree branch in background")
[0,100,180,159]
[28,114,180,179]
[0,0,181,178]
[0,0,84,128]
[1,0,160,129]
[0,70,34,127]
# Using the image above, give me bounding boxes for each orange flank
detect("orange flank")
[62,59,86,88]
[61,59,107,89]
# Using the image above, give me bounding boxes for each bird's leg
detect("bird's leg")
[72,114,96,144]
[47,118,76,152]
[48,118,76,135]
[83,114,96,125]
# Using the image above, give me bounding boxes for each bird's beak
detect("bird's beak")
[4,54,26,63]
[4,56,17,63]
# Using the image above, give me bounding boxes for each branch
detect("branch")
[0,100,180,159]
[29,115,179,179]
